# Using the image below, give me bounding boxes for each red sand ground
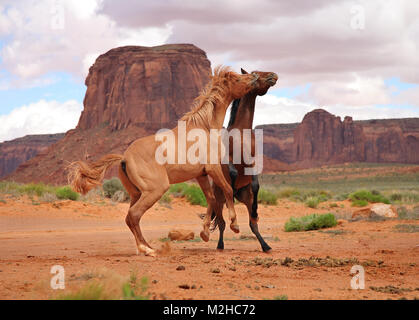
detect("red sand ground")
[0,196,418,300]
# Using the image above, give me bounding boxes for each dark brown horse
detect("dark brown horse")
[200,68,278,252]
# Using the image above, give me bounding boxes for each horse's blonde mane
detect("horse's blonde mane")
[181,65,232,130]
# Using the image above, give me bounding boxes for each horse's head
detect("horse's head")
[226,70,260,99]
[240,68,278,96]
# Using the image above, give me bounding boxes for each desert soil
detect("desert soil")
[0,196,418,300]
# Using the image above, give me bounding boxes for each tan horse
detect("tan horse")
[68,66,259,256]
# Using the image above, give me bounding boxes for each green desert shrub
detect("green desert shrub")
[334,193,349,201]
[184,185,207,207]
[305,196,320,208]
[40,192,58,203]
[278,188,301,199]
[284,213,337,232]
[80,188,105,202]
[121,272,150,300]
[55,186,79,201]
[168,182,189,197]
[349,190,390,206]
[103,178,128,199]
[277,188,331,204]
[389,192,419,204]
[0,181,21,195]
[258,188,278,205]
[390,193,402,202]
[111,190,129,203]
[397,206,419,220]
[56,272,149,300]
[351,199,369,207]
[57,283,106,300]
[158,192,172,205]
[305,190,331,202]
[402,192,419,203]
[18,183,55,197]
[168,183,207,207]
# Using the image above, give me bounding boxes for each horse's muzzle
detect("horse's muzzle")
[267,73,278,86]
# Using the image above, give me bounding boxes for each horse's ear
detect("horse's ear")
[241,68,248,74]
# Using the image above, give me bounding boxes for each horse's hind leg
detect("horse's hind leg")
[126,187,168,256]
[236,182,272,253]
[119,159,170,256]
[196,176,217,242]
[119,164,143,254]
[213,185,226,250]
[206,165,240,234]
[250,175,259,222]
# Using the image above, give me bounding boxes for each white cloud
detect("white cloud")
[116,26,172,48]
[0,99,82,142]
[228,93,419,128]
[303,75,391,107]
[0,0,172,85]
[98,0,419,108]
[253,95,316,126]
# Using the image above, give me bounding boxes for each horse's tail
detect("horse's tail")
[67,154,124,195]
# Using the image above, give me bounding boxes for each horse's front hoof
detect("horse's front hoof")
[230,223,240,234]
[200,230,210,242]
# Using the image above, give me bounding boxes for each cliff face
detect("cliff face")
[0,134,64,178]
[258,109,419,170]
[292,109,366,165]
[7,44,212,184]
[78,44,211,131]
[359,118,419,163]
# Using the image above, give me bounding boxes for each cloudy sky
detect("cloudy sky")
[0,0,418,142]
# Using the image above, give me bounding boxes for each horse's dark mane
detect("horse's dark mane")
[227,98,241,128]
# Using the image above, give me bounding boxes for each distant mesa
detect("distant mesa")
[2,44,419,183]
[0,134,64,179]
[258,109,419,171]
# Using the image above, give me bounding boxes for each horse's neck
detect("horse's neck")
[211,95,234,129]
[228,94,256,130]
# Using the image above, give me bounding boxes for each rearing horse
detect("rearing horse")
[200,68,278,252]
[68,66,259,257]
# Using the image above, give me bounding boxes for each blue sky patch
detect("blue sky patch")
[0,72,86,115]
[384,77,418,96]
[268,83,311,99]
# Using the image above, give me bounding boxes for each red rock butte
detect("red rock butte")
[78,44,211,131]
[6,44,212,184]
